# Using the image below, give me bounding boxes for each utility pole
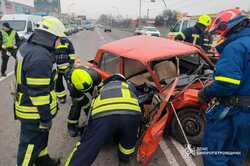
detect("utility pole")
[58,0,61,14]
[161,0,167,9]
[147,8,149,19]
[139,0,142,26]
[1,0,6,15]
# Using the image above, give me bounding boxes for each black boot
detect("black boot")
[35,155,60,166]
[1,73,6,77]
[58,96,67,104]
[67,124,79,137]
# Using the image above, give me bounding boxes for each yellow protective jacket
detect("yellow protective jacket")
[91,81,141,119]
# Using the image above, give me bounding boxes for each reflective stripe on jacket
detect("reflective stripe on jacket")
[91,81,141,119]
[55,38,76,71]
[1,30,16,48]
[15,42,58,121]
[175,23,212,51]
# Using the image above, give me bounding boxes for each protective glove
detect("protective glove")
[56,54,69,64]
[198,88,211,103]
[39,120,52,132]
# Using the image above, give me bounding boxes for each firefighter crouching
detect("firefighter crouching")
[65,66,102,137]
[0,22,21,77]
[15,16,66,166]
[55,37,76,104]
[65,74,142,166]
[175,15,213,52]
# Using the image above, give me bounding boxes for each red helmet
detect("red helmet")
[210,8,248,36]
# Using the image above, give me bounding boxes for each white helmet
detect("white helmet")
[38,16,66,37]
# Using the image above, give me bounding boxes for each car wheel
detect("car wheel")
[170,107,205,145]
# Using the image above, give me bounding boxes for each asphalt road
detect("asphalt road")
[0,28,249,166]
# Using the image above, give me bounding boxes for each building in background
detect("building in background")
[34,0,61,16]
[0,0,34,17]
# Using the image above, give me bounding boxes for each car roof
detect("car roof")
[99,36,200,65]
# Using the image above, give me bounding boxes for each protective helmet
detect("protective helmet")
[2,22,10,29]
[210,8,248,36]
[86,68,102,86]
[71,68,93,92]
[198,15,212,27]
[103,73,126,85]
[38,16,66,37]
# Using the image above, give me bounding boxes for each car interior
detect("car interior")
[127,53,212,88]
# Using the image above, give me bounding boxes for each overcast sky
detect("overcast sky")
[12,0,250,19]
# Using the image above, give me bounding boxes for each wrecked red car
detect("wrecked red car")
[87,36,215,165]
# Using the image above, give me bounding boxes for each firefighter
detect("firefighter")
[55,37,76,104]
[175,15,213,52]
[0,22,21,77]
[198,9,250,166]
[65,66,102,137]
[15,16,66,166]
[65,74,142,166]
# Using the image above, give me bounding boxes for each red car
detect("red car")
[87,36,215,165]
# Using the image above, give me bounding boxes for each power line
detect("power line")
[161,0,167,9]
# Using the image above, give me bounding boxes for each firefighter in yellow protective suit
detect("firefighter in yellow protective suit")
[15,16,66,166]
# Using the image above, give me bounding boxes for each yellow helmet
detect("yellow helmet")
[71,68,93,92]
[38,16,66,37]
[198,15,212,27]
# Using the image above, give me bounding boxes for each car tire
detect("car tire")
[170,107,205,145]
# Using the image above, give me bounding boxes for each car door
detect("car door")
[98,52,121,78]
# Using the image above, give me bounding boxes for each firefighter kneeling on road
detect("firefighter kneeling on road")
[198,9,250,166]
[65,66,102,137]
[55,37,76,104]
[15,16,66,166]
[65,74,142,166]
[175,15,213,52]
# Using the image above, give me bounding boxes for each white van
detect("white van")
[0,14,42,41]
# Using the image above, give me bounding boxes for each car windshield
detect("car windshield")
[0,20,26,31]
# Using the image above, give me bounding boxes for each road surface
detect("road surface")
[0,28,248,166]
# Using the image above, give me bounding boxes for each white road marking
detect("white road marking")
[170,138,197,166]
[160,140,180,166]
[0,71,14,82]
